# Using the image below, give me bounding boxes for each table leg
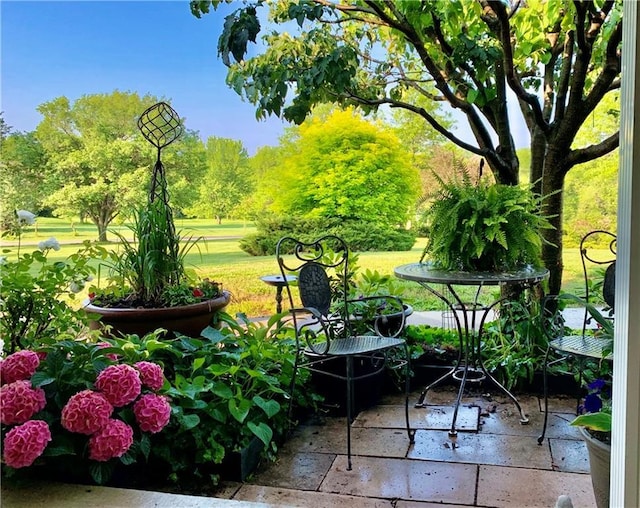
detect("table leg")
[275,285,284,314]
[473,298,530,425]
[414,283,529,434]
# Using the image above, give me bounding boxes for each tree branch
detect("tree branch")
[349,92,490,156]
[483,0,550,133]
[565,131,619,171]
[553,31,575,124]
[583,19,622,113]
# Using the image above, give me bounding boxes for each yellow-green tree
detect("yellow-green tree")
[264,109,419,227]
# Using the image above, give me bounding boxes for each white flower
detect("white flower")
[16,210,36,225]
[69,281,83,293]
[38,237,60,251]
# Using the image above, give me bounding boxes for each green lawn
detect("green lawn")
[3,217,256,243]
[2,218,591,317]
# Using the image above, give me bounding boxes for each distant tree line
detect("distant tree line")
[0,89,617,251]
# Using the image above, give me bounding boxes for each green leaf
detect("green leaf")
[30,372,56,387]
[229,398,252,423]
[145,339,171,352]
[570,412,612,433]
[140,433,151,460]
[247,421,273,447]
[89,461,115,485]
[193,357,206,372]
[119,452,137,465]
[42,436,77,457]
[179,413,200,430]
[212,381,233,399]
[253,395,281,418]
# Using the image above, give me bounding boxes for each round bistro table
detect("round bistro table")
[260,274,297,314]
[394,263,549,436]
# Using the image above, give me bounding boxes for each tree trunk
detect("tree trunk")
[529,127,546,196]
[97,221,108,242]
[540,161,567,296]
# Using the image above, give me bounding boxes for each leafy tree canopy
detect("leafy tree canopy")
[192,0,622,294]
[34,91,206,241]
[0,130,50,228]
[264,108,419,226]
[186,137,252,222]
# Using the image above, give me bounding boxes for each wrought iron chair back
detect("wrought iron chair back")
[580,230,617,321]
[537,230,616,444]
[275,234,414,469]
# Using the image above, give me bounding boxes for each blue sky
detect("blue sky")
[1,1,288,154]
[1,1,530,155]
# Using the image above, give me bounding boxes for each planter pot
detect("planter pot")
[373,303,413,336]
[84,291,231,338]
[580,426,611,508]
[216,436,265,482]
[307,355,386,416]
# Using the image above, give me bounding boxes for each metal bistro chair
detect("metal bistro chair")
[276,235,415,470]
[537,230,616,444]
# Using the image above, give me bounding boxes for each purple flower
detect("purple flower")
[587,378,606,391]
[584,392,603,413]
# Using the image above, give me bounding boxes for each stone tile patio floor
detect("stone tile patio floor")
[3,385,597,508]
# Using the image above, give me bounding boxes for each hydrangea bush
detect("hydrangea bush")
[0,337,170,484]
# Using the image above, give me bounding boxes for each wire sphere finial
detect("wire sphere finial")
[138,102,183,149]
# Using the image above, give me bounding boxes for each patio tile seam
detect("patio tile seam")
[405,453,583,472]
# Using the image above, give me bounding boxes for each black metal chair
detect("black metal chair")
[276,235,415,470]
[537,230,616,444]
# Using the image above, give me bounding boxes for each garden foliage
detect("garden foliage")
[0,237,106,355]
[420,171,551,272]
[240,215,415,256]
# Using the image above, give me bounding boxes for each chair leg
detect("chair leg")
[287,356,300,434]
[403,344,415,443]
[538,346,552,445]
[346,355,354,471]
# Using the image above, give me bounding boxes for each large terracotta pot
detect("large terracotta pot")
[579,426,611,508]
[84,291,231,338]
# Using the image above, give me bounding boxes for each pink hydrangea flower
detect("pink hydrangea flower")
[0,380,46,425]
[2,420,52,468]
[88,419,134,461]
[0,350,40,385]
[133,394,171,433]
[95,364,141,407]
[134,361,165,391]
[61,390,113,435]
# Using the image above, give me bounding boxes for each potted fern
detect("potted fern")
[419,168,550,272]
[85,102,230,337]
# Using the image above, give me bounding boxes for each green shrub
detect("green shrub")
[403,324,459,362]
[240,216,415,256]
[0,239,107,355]
[1,314,317,490]
[142,313,316,488]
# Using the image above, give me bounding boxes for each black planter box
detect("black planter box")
[308,355,386,416]
[217,436,264,482]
